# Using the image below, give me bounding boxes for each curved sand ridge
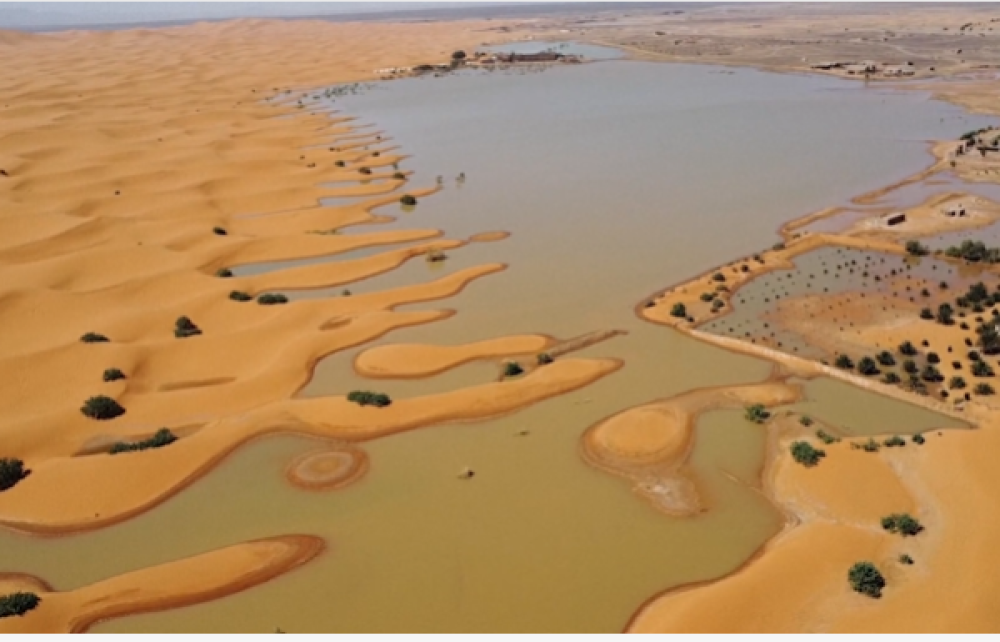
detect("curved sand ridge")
[354,335,553,378]
[582,379,801,516]
[630,142,1000,630]
[0,535,324,633]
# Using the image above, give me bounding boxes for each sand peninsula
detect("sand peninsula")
[1,3,1000,634]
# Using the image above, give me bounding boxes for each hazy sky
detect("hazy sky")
[0,2,520,28]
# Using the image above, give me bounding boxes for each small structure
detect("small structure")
[943,204,967,217]
[884,212,907,226]
[883,65,915,77]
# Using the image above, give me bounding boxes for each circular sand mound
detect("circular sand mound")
[286,446,369,491]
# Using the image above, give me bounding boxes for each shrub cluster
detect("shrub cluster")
[0,592,40,618]
[848,561,885,598]
[883,435,906,448]
[816,430,840,445]
[110,428,178,455]
[744,404,770,424]
[80,395,126,420]
[504,361,524,378]
[229,291,253,302]
[103,368,126,382]
[216,268,234,278]
[174,316,202,338]
[905,241,929,256]
[670,303,687,318]
[0,458,27,492]
[212,226,228,236]
[258,293,289,305]
[790,441,826,467]
[400,194,417,206]
[881,513,924,536]
[347,391,392,407]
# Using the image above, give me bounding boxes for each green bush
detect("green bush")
[216,268,234,278]
[883,372,901,384]
[212,226,228,236]
[229,290,253,302]
[0,458,27,492]
[400,194,417,206]
[899,341,917,356]
[883,435,906,448]
[881,513,923,536]
[80,332,109,343]
[936,303,954,325]
[972,360,994,377]
[835,354,854,369]
[790,441,826,467]
[921,365,943,382]
[346,390,392,407]
[257,293,289,305]
[861,438,880,452]
[926,352,940,364]
[670,303,687,318]
[537,353,554,365]
[912,433,926,445]
[102,368,126,383]
[876,351,896,366]
[80,395,126,420]
[857,356,880,376]
[905,241,929,256]
[0,592,40,618]
[174,316,202,338]
[744,404,770,424]
[949,376,967,389]
[699,292,715,302]
[975,382,995,395]
[919,308,934,320]
[816,429,840,445]
[899,554,914,565]
[110,428,177,455]
[504,361,524,378]
[799,415,813,427]
[392,172,406,180]
[711,272,726,282]
[848,561,885,598]
[903,359,918,374]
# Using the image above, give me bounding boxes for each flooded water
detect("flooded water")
[18,51,997,633]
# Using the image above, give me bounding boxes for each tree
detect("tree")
[744,404,770,423]
[972,360,994,377]
[174,316,202,338]
[670,303,687,318]
[80,332,110,343]
[102,368,126,382]
[790,441,826,467]
[80,395,126,420]
[0,592,40,618]
[346,391,392,407]
[881,513,923,536]
[0,458,27,492]
[848,562,885,598]
[977,322,1000,354]
[936,303,954,325]
[949,376,967,389]
[975,382,995,395]
[857,357,880,376]
[919,308,934,320]
[835,354,854,369]
[503,361,524,378]
[899,340,917,356]
[876,351,896,366]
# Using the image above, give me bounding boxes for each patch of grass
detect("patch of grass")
[881,513,923,537]
[400,194,417,206]
[229,291,253,302]
[80,395,126,420]
[503,361,524,378]
[848,561,885,598]
[0,592,41,618]
[257,293,289,305]
[346,390,392,407]
[102,368,126,382]
[744,404,770,424]
[110,428,177,455]
[790,441,826,467]
[0,458,27,492]
[80,332,109,343]
[216,268,234,278]
[174,316,202,338]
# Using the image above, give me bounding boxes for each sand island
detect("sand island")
[1,1,1000,634]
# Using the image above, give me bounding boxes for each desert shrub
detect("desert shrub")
[744,404,770,424]
[919,308,934,320]
[899,341,917,356]
[835,354,854,369]
[857,356,880,376]
[883,435,906,447]
[400,194,417,206]
[950,376,967,389]
[975,382,995,395]
[392,172,405,180]
[670,303,687,318]
[216,268,233,278]
[926,352,940,364]
[903,359,918,374]
[0,592,40,618]
[816,429,840,445]
[335,160,345,167]
[712,299,725,311]
[772,242,785,251]
[346,390,392,407]
[0,458,27,492]
[799,415,813,427]
[912,433,926,445]
[921,365,943,382]
[102,368,126,382]
[174,316,202,338]
[972,360,994,377]
[229,290,253,302]
[861,438,881,452]
[537,352,554,365]
[936,303,954,325]
[712,272,726,282]
[80,332,109,343]
[905,241,929,256]
[881,513,924,536]
[848,562,885,598]
[899,554,914,565]
[790,441,825,467]
[358,167,372,175]
[700,292,715,302]
[883,372,901,384]
[503,361,524,378]
[969,350,982,361]
[876,351,896,367]
[80,395,126,420]
[257,293,289,305]
[212,226,227,236]
[109,428,177,455]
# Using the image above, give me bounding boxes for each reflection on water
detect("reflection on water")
[19,53,999,633]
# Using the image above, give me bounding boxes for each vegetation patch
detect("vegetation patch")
[670,303,687,318]
[0,458,27,492]
[537,353,554,365]
[503,361,525,378]
[400,194,417,206]
[216,268,234,278]
[790,441,826,467]
[799,415,813,427]
[174,316,202,338]
[881,513,924,537]
[816,429,840,445]
[110,428,178,455]
[848,561,886,598]
[0,592,40,619]
[102,368,126,382]
[80,332,109,343]
[347,391,392,407]
[80,395,126,420]
[905,241,929,256]
[257,293,289,305]
[744,404,770,424]
[883,435,906,448]
[212,226,228,236]
[229,290,253,302]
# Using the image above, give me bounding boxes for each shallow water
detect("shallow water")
[18,53,997,633]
